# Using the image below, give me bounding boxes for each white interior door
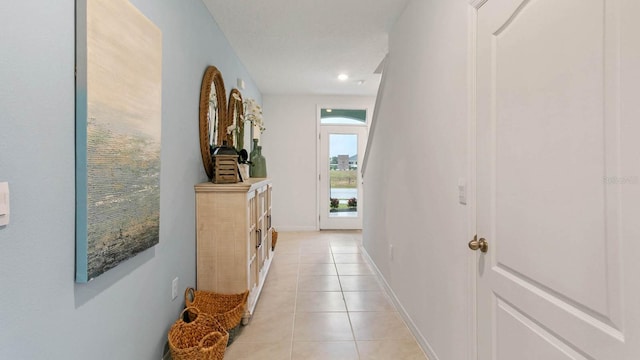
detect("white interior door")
[475,0,640,359]
[319,125,367,230]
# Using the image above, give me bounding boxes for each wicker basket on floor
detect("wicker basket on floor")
[185,288,249,331]
[271,228,278,250]
[168,307,228,360]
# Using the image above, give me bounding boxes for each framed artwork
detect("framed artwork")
[75,0,162,282]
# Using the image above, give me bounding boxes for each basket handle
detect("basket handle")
[185,287,196,303]
[199,331,223,350]
[179,306,199,321]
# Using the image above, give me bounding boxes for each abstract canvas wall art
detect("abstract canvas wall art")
[75,0,162,282]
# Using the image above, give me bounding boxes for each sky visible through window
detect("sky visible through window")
[330,134,357,158]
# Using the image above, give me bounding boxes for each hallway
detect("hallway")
[224,231,427,360]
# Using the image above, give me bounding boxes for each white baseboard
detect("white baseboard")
[274,225,318,232]
[360,248,440,360]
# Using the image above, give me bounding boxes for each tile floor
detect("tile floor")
[223,231,427,360]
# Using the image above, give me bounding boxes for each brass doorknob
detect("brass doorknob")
[468,235,488,253]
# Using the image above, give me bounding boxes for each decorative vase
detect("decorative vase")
[249,139,259,163]
[249,140,267,178]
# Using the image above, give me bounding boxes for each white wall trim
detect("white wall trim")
[361,248,441,360]
[469,0,488,9]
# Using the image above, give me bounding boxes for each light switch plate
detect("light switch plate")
[458,178,467,205]
[0,182,9,226]
[171,277,178,300]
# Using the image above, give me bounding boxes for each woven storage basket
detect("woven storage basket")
[185,288,249,331]
[168,307,228,360]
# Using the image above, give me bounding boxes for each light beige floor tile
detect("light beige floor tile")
[349,312,414,340]
[357,340,428,360]
[299,253,335,264]
[223,340,292,360]
[263,273,298,292]
[229,231,429,360]
[298,275,342,292]
[331,246,361,254]
[291,341,359,360]
[273,252,300,264]
[324,231,362,241]
[332,253,366,264]
[299,263,337,276]
[299,245,333,254]
[336,263,374,275]
[330,242,360,248]
[296,291,346,312]
[343,292,394,312]
[278,231,302,239]
[339,276,382,291]
[266,268,298,281]
[269,262,300,275]
[275,242,302,254]
[293,312,354,341]
[235,311,294,343]
[329,238,360,246]
[254,289,296,313]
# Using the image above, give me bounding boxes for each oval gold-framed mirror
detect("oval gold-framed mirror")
[199,65,227,180]
[227,88,244,150]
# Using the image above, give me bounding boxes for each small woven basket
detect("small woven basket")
[168,307,228,360]
[185,288,249,331]
[271,229,278,250]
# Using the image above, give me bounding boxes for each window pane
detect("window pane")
[321,109,366,125]
[329,134,358,218]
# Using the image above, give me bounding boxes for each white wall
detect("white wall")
[363,1,472,359]
[0,1,260,359]
[262,95,376,231]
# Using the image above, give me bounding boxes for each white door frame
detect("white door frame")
[467,2,481,359]
[316,105,371,230]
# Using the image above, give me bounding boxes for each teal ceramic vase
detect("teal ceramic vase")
[249,139,267,178]
[249,139,259,162]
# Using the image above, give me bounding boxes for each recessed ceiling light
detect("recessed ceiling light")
[326,109,332,113]
[338,73,349,81]
[357,80,365,85]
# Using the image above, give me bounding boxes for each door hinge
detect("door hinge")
[319,133,321,140]
[319,174,321,181]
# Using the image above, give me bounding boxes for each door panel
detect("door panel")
[493,0,612,318]
[496,299,587,360]
[476,0,639,358]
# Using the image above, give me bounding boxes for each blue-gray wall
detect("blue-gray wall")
[0,1,260,358]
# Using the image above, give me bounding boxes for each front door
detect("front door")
[319,125,367,230]
[475,0,640,359]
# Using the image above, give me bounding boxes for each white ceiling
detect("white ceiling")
[202,0,409,96]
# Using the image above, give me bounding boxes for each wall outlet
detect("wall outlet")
[171,277,178,300]
[0,182,9,227]
[389,244,394,261]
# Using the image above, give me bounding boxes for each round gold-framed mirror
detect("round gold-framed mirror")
[199,65,227,180]
[227,88,245,150]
